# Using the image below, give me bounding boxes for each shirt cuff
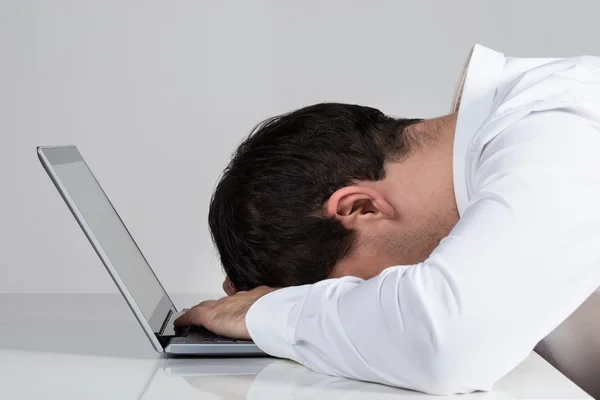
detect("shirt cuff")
[246,285,310,360]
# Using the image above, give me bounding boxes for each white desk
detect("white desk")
[0,294,592,399]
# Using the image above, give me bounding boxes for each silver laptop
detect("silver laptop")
[37,145,265,356]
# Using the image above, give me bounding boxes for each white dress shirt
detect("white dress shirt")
[245,44,600,395]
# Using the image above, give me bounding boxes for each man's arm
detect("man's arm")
[245,110,600,394]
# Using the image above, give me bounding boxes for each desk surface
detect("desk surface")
[0,294,591,400]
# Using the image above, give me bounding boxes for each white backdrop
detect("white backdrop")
[2,0,599,294]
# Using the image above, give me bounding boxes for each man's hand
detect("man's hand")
[174,286,277,340]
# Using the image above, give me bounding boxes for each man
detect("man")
[175,44,600,394]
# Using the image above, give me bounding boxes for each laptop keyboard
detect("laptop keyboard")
[176,325,253,344]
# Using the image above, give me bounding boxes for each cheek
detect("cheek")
[412,208,459,261]
[356,262,394,280]
[384,213,456,265]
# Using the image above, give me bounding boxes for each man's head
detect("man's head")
[209,103,459,292]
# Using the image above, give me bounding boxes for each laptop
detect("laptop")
[37,145,265,356]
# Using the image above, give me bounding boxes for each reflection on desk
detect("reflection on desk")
[0,349,588,400]
[148,354,593,400]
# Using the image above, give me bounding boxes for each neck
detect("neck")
[406,111,458,152]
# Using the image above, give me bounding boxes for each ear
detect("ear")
[326,186,395,229]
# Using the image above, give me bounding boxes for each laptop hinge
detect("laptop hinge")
[158,309,173,336]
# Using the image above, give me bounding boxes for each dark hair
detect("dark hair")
[209,103,423,291]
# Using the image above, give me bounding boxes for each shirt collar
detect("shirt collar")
[452,44,506,215]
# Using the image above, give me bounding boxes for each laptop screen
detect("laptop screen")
[40,146,174,334]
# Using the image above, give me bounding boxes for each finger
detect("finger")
[222,279,230,295]
[174,309,200,327]
[174,300,217,327]
[223,277,238,296]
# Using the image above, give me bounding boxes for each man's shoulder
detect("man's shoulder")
[491,55,600,120]
[470,55,600,152]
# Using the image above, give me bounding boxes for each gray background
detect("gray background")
[2,0,599,294]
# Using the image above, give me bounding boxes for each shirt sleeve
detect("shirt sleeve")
[245,109,600,395]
